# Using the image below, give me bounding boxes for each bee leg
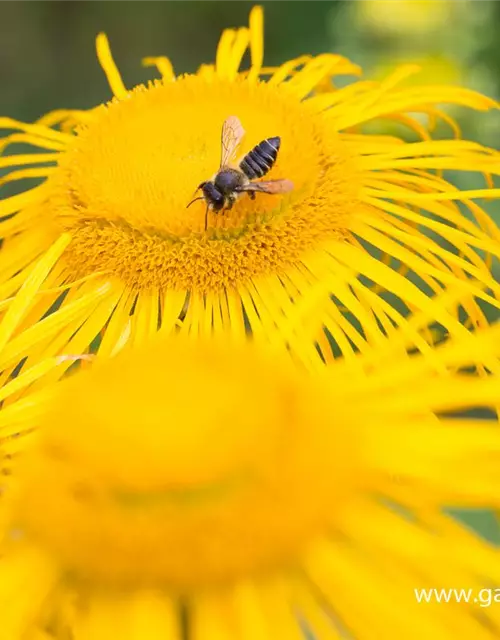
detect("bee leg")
[249,192,256,201]
[205,205,209,231]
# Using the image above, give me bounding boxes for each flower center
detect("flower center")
[12,339,359,588]
[49,76,360,292]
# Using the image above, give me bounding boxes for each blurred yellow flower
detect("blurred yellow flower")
[2,323,500,638]
[356,0,457,35]
[0,5,499,389]
[372,54,462,88]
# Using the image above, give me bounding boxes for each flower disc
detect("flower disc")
[13,338,358,587]
[51,77,359,292]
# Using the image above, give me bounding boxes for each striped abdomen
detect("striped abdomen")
[239,136,280,179]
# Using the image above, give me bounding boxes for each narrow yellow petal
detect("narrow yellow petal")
[381,112,431,140]
[201,292,214,337]
[399,188,500,201]
[248,5,264,81]
[306,80,377,112]
[0,117,72,143]
[347,64,422,119]
[0,166,56,187]
[225,290,246,341]
[285,55,348,99]
[131,290,160,346]
[363,196,500,257]
[72,590,180,640]
[334,86,496,129]
[268,55,312,86]
[238,285,265,338]
[292,581,345,640]
[298,255,384,346]
[332,241,479,345]
[8,263,71,337]
[423,511,500,584]
[0,133,66,153]
[182,290,204,337]
[0,153,59,169]
[0,282,112,371]
[142,56,175,81]
[0,231,48,282]
[257,579,305,640]
[428,106,462,137]
[196,63,216,80]
[360,139,493,161]
[370,377,500,414]
[192,591,235,640]
[0,357,66,404]
[0,389,53,436]
[228,28,250,79]
[0,544,58,639]
[95,33,128,99]
[339,502,500,629]
[25,630,53,640]
[36,108,91,128]
[216,29,237,79]
[232,582,270,640]
[354,219,500,303]
[158,290,188,336]
[98,291,134,358]
[0,233,71,356]
[29,286,124,388]
[305,539,494,640]
[0,185,47,218]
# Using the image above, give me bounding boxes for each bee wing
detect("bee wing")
[220,116,245,169]
[237,179,294,194]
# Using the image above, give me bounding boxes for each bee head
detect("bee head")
[202,181,224,211]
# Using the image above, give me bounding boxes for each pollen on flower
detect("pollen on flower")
[49,77,359,291]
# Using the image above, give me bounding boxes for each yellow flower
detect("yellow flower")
[2,322,500,638]
[372,54,462,88]
[0,5,500,386]
[355,0,458,36]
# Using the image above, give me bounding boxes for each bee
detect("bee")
[187,116,293,230]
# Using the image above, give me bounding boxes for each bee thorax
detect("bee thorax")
[214,168,247,194]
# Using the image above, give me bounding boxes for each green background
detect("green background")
[1,0,499,126]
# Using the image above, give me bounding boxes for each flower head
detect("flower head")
[355,0,459,36]
[2,322,500,638]
[0,6,500,385]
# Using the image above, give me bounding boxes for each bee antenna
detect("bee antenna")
[186,196,205,209]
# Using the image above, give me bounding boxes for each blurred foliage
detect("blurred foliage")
[1,1,499,129]
[0,1,338,119]
[333,0,500,144]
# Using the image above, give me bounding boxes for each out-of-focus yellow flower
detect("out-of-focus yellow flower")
[356,0,457,35]
[2,323,500,638]
[0,5,499,391]
[372,54,462,88]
